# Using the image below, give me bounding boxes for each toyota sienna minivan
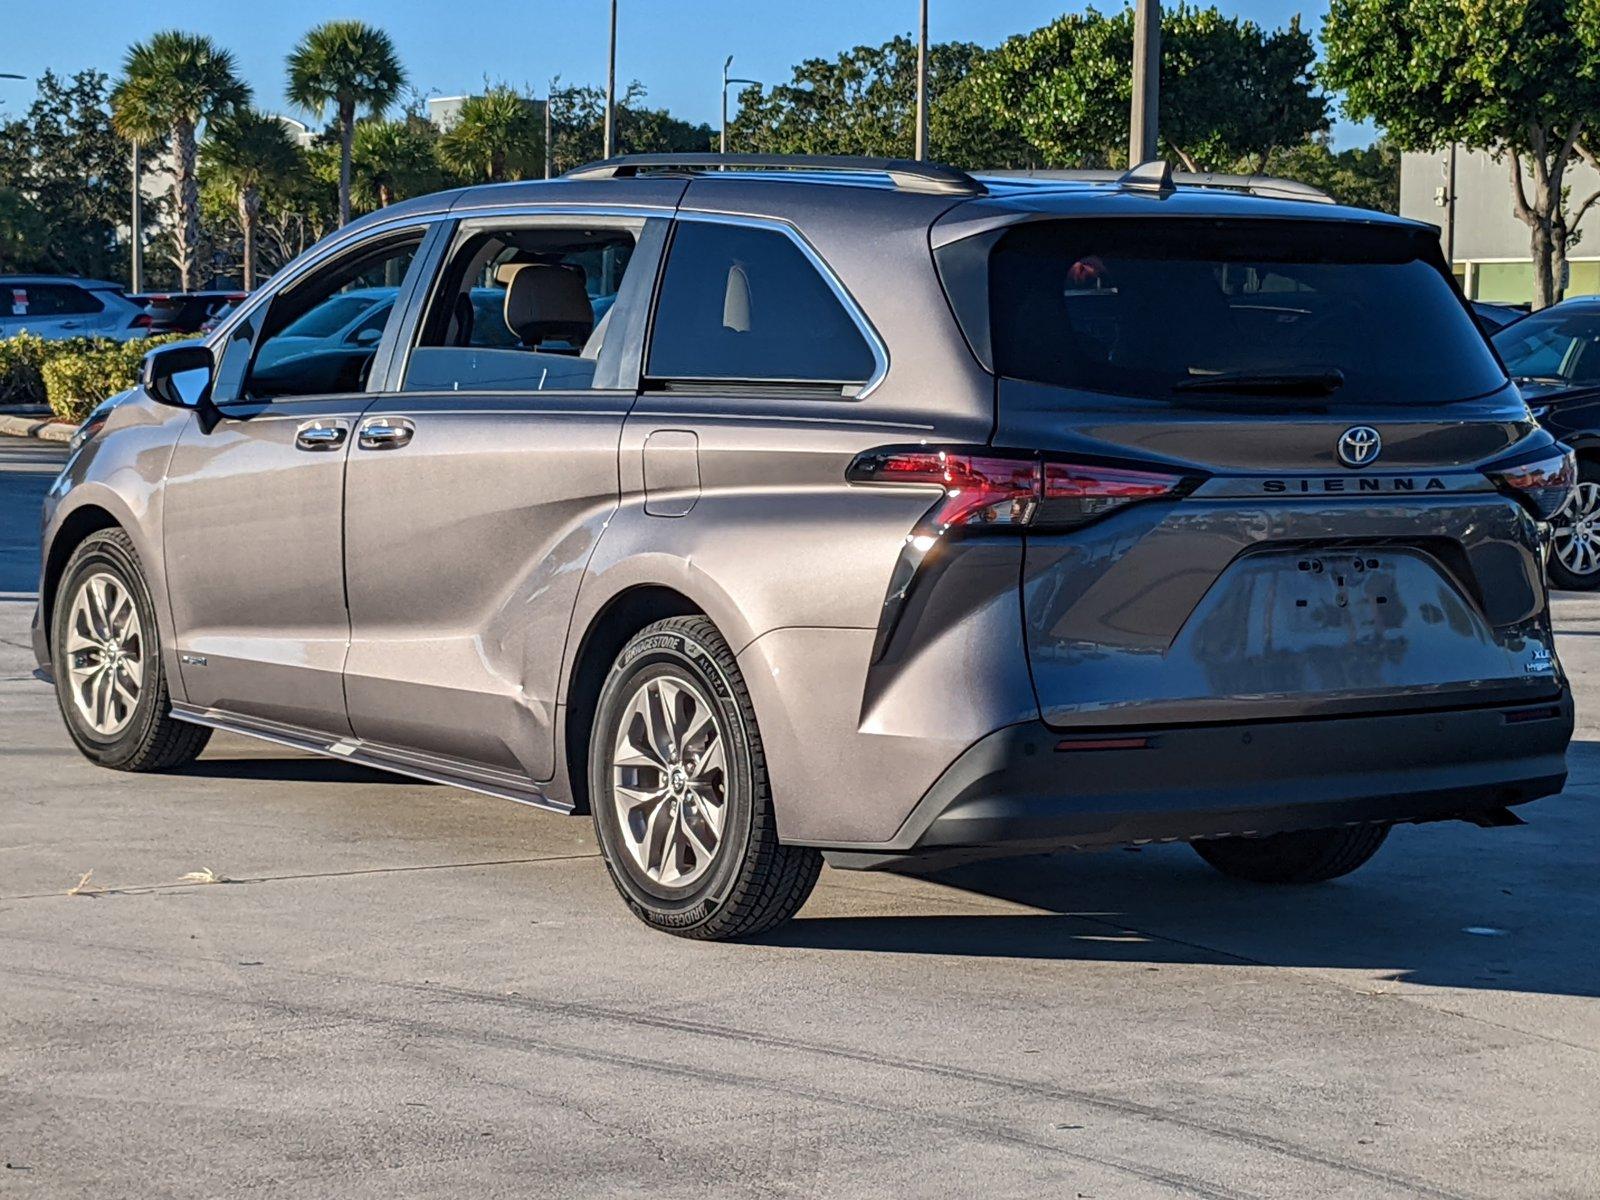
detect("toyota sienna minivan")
[33,154,1575,939]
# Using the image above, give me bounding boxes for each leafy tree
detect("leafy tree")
[547,81,711,173]
[730,36,990,160]
[1324,0,1600,308]
[438,86,543,183]
[958,5,1327,172]
[1259,136,1400,213]
[112,31,250,290]
[286,20,407,227]
[352,114,447,206]
[0,69,136,279]
[204,110,303,288]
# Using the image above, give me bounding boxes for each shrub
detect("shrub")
[30,334,189,423]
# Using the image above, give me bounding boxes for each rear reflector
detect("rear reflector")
[1055,736,1151,751]
[847,446,1188,533]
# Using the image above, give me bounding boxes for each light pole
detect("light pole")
[720,56,760,155]
[1129,0,1160,165]
[603,0,617,159]
[544,83,555,179]
[914,0,929,161]
[131,141,144,293]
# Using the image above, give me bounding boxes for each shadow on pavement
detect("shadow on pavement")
[773,742,1600,1000]
[176,756,423,786]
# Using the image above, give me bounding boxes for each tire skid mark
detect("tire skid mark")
[5,951,1470,1200]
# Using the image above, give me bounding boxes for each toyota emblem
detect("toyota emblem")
[1337,426,1381,468]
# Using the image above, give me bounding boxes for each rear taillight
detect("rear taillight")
[129,313,154,330]
[848,446,1192,661]
[847,446,1188,533]
[1485,444,1575,521]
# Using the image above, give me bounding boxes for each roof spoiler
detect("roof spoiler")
[564,153,988,197]
[983,161,1335,204]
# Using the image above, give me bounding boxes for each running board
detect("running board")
[169,703,570,815]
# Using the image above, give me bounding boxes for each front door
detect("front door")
[162,229,432,733]
[340,214,667,780]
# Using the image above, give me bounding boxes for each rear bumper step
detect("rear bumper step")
[820,695,1572,871]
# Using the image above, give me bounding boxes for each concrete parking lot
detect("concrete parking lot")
[2,439,1597,1199]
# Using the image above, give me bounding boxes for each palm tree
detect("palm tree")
[439,87,544,183]
[205,110,303,289]
[112,31,250,290]
[286,21,407,226]
[351,117,444,210]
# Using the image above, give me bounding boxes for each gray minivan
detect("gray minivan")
[33,155,1575,939]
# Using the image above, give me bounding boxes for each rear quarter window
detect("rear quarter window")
[970,218,1505,406]
[646,220,876,389]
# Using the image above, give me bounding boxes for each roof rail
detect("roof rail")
[564,153,987,197]
[982,164,1334,204]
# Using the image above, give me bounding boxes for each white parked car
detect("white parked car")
[0,276,150,342]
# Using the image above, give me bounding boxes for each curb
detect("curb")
[0,413,75,443]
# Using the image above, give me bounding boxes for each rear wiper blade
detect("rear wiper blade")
[1173,368,1346,396]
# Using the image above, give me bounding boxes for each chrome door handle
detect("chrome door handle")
[358,417,414,450]
[295,421,349,451]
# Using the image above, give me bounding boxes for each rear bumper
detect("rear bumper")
[821,695,1572,870]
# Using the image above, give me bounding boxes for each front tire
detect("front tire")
[52,529,211,771]
[589,615,821,940]
[1192,824,1389,884]
[1548,459,1600,591]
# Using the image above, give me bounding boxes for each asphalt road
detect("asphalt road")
[2,438,1597,1199]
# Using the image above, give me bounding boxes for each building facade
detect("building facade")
[1400,147,1600,304]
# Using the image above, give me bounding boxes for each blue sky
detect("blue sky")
[1,0,1370,146]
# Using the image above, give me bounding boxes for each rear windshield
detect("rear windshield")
[1492,307,1600,386]
[981,218,1505,405]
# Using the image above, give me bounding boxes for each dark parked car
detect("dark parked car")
[34,154,1575,940]
[1493,296,1600,589]
[131,291,249,335]
[1471,299,1528,333]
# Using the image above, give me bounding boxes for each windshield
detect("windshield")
[279,293,386,339]
[1492,308,1600,386]
[982,218,1505,404]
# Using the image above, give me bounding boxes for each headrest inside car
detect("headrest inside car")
[502,263,593,347]
[723,263,752,333]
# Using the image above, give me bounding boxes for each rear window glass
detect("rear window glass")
[646,221,876,387]
[982,218,1505,405]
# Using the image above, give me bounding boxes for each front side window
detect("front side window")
[645,221,876,390]
[978,218,1506,406]
[403,222,640,393]
[241,234,421,401]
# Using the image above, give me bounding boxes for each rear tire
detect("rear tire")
[1191,824,1389,884]
[589,615,821,940]
[52,529,211,772]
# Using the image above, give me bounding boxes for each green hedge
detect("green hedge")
[0,332,190,423]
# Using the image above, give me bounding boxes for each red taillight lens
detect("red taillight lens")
[1040,462,1184,525]
[129,313,154,329]
[858,450,1041,529]
[847,446,1186,533]
[1485,444,1575,521]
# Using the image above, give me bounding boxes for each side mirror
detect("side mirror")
[141,341,214,408]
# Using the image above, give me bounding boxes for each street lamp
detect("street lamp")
[914,0,928,160]
[720,56,760,155]
[0,73,25,80]
[603,0,617,159]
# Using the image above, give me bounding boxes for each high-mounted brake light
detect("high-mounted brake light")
[1485,444,1576,521]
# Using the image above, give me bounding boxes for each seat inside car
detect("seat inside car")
[499,262,593,352]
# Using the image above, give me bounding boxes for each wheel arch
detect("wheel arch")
[560,584,705,814]
[41,503,123,633]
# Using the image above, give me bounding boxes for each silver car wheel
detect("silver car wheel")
[611,674,728,888]
[65,571,144,737]
[1553,481,1600,577]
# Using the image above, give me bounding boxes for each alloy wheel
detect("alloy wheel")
[65,571,144,736]
[1552,480,1600,579]
[610,674,728,888]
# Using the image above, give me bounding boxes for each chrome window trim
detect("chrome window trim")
[389,207,660,393]
[654,210,890,400]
